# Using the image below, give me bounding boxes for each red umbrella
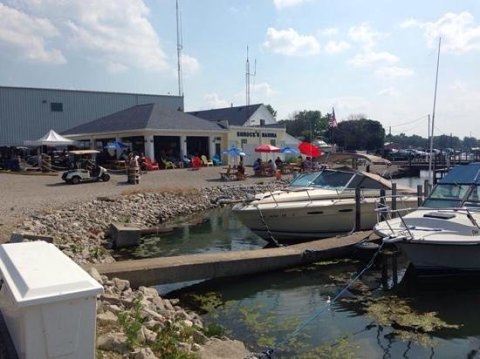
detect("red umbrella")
[254,144,280,153]
[298,142,321,157]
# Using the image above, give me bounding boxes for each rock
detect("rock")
[131,347,159,359]
[197,338,247,359]
[97,311,117,324]
[139,286,159,298]
[97,333,129,354]
[87,267,104,285]
[113,277,130,292]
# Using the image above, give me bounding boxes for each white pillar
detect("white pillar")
[180,135,187,158]
[145,135,155,159]
[209,136,216,158]
[89,137,95,149]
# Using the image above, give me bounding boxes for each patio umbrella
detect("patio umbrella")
[280,146,299,155]
[298,142,321,157]
[254,144,280,153]
[104,141,128,150]
[223,147,246,157]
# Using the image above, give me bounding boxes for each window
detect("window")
[50,102,63,112]
[241,139,247,145]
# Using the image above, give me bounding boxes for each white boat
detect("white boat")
[233,153,418,245]
[375,163,480,274]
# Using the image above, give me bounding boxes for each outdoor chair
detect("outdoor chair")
[161,158,176,169]
[142,156,159,171]
[201,155,214,166]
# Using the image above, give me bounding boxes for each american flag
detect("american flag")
[329,107,338,128]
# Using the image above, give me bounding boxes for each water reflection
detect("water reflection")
[169,259,480,358]
[113,207,266,260]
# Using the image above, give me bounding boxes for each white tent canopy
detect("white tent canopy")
[24,129,75,146]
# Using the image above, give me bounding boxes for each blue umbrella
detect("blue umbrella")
[104,141,128,150]
[222,147,246,157]
[280,146,299,154]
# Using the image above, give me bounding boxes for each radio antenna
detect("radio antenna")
[176,0,184,97]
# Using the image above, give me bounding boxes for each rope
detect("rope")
[248,240,386,357]
[254,204,283,247]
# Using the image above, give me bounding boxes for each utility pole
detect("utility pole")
[176,0,184,97]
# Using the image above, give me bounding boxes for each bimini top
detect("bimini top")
[438,163,480,185]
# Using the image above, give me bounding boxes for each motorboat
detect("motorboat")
[375,162,480,274]
[233,153,418,245]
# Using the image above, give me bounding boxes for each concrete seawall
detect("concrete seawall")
[90,231,376,288]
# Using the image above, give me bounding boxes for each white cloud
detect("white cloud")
[375,66,414,79]
[251,82,276,98]
[348,51,398,67]
[0,3,65,64]
[348,23,386,50]
[401,12,480,53]
[319,27,338,36]
[181,54,200,76]
[378,87,400,96]
[273,0,309,10]
[1,0,169,72]
[203,93,230,109]
[324,40,350,54]
[263,27,320,56]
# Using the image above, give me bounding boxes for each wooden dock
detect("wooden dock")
[89,231,378,288]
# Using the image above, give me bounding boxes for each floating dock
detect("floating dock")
[90,231,377,288]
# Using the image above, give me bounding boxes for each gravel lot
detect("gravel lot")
[0,167,283,241]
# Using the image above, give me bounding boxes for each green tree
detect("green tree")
[278,110,328,141]
[265,104,277,119]
[333,117,385,151]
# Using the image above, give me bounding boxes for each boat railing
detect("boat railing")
[375,204,480,239]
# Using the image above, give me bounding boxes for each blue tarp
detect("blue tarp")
[439,163,480,184]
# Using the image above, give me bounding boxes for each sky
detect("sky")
[1,0,480,139]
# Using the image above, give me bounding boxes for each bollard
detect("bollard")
[417,185,423,207]
[391,183,397,218]
[355,187,361,231]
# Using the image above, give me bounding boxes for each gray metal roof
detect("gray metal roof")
[63,103,224,135]
[189,104,263,126]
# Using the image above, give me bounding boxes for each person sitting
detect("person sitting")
[275,156,283,169]
[253,158,262,176]
[302,156,313,172]
[267,159,277,176]
[236,160,246,180]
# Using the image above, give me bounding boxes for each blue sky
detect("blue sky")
[1,0,480,138]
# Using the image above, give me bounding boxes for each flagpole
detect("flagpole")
[429,37,441,186]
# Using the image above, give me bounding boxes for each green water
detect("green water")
[115,205,480,358]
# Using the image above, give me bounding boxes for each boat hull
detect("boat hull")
[391,240,480,274]
[233,197,416,245]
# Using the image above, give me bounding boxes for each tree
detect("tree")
[265,104,277,119]
[333,117,385,151]
[278,110,329,141]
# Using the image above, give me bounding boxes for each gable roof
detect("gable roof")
[189,104,263,126]
[63,103,224,135]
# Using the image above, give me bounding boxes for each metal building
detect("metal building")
[0,86,183,146]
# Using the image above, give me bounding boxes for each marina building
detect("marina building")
[0,86,183,147]
[1,86,289,165]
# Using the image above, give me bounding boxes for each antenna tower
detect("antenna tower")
[176,0,184,97]
[245,46,256,106]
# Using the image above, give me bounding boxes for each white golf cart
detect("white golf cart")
[62,150,110,184]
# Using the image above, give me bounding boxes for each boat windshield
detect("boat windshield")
[289,170,355,190]
[423,183,472,208]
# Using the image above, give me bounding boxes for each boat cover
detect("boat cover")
[438,163,480,184]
